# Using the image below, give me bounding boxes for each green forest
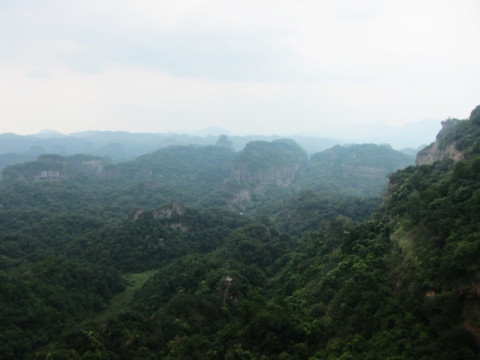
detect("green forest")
[0,106,479,359]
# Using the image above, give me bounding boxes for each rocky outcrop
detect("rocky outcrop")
[231,163,302,188]
[229,189,252,204]
[80,159,104,176]
[35,170,62,179]
[416,119,464,165]
[416,140,464,165]
[232,139,308,190]
[2,154,113,181]
[415,105,480,166]
[152,202,185,219]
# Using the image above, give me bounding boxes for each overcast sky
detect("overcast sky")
[1,0,479,142]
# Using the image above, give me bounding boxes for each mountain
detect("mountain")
[232,139,308,188]
[1,137,415,213]
[416,105,480,165]
[0,104,480,359]
[0,129,417,177]
[301,143,414,197]
[2,154,109,181]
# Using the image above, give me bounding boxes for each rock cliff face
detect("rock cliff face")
[152,202,185,219]
[35,170,62,179]
[416,119,464,165]
[229,189,252,205]
[231,163,302,188]
[2,154,112,181]
[416,140,464,165]
[416,105,480,165]
[231,139,307,190]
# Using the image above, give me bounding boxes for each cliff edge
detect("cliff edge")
[416,104,480,165]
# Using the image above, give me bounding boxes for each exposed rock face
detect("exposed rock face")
[80,159,104,176]
[2,154,113,181]
[152,202,185,219]
[229,189,252,205]
[416,119,464,165]
[35,170,62,179]
[416,140,464,165]
[231,163,302,188]
[132,209,143,221]
[226,189,252,211]
[231,139,308,190]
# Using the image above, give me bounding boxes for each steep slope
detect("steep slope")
[301,143,414,197]
[1,106,480,359]
[117,144,235,183]
[267,189,380,236]
[416,104,480,165]
[1,154,110,181]
[232,138,308,188]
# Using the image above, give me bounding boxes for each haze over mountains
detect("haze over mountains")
[1,0,479,356]
[0,104,479,358]
[0,116,437,178]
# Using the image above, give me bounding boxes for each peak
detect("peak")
[32,130,66,138]
[215,135,234,150]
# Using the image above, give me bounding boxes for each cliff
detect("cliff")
[416,104,480,165]
[231,139,308,189]
[416,119,464,165]
[1,154,110,181]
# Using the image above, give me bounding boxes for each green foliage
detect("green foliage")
[1,106,480,358]
[471,104,480,125]
[268,189,380,235]
[0,258,124,359]
[301,144,414,197]
[233,139,308,172]
[418,108,480,159]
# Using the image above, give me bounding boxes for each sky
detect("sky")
[1,0,479,145]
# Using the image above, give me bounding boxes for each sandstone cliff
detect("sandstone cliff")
[416,119,464,165]
[231,139,307,190]
[1,154,112,181]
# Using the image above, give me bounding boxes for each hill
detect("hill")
[2,107,480,358]
[301,143,414,197]
[0,132,341,176]
[231,138,308,188]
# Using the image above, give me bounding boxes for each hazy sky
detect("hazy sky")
[1,0,479,138]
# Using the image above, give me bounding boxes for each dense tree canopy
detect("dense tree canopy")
[0,107,480,359]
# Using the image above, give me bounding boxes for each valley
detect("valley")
[0,105,479,359]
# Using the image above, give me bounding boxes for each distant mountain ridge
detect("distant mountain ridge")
[231,139,308,188]
[301,143,414,197]
[0,131,339,176]
[2,137,414,202]
[1,104,479,359]
[0,118,441,176]
[2,154,109,181]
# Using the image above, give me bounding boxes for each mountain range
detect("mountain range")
[0,105,478,359]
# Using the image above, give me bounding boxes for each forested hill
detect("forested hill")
[300,144,413,197]
[0,105,479,359]
[1,139,413,205]
[417,105,480,165]
[0,132,339,175]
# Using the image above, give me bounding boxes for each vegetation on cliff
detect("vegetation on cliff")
[0,105,479,359]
